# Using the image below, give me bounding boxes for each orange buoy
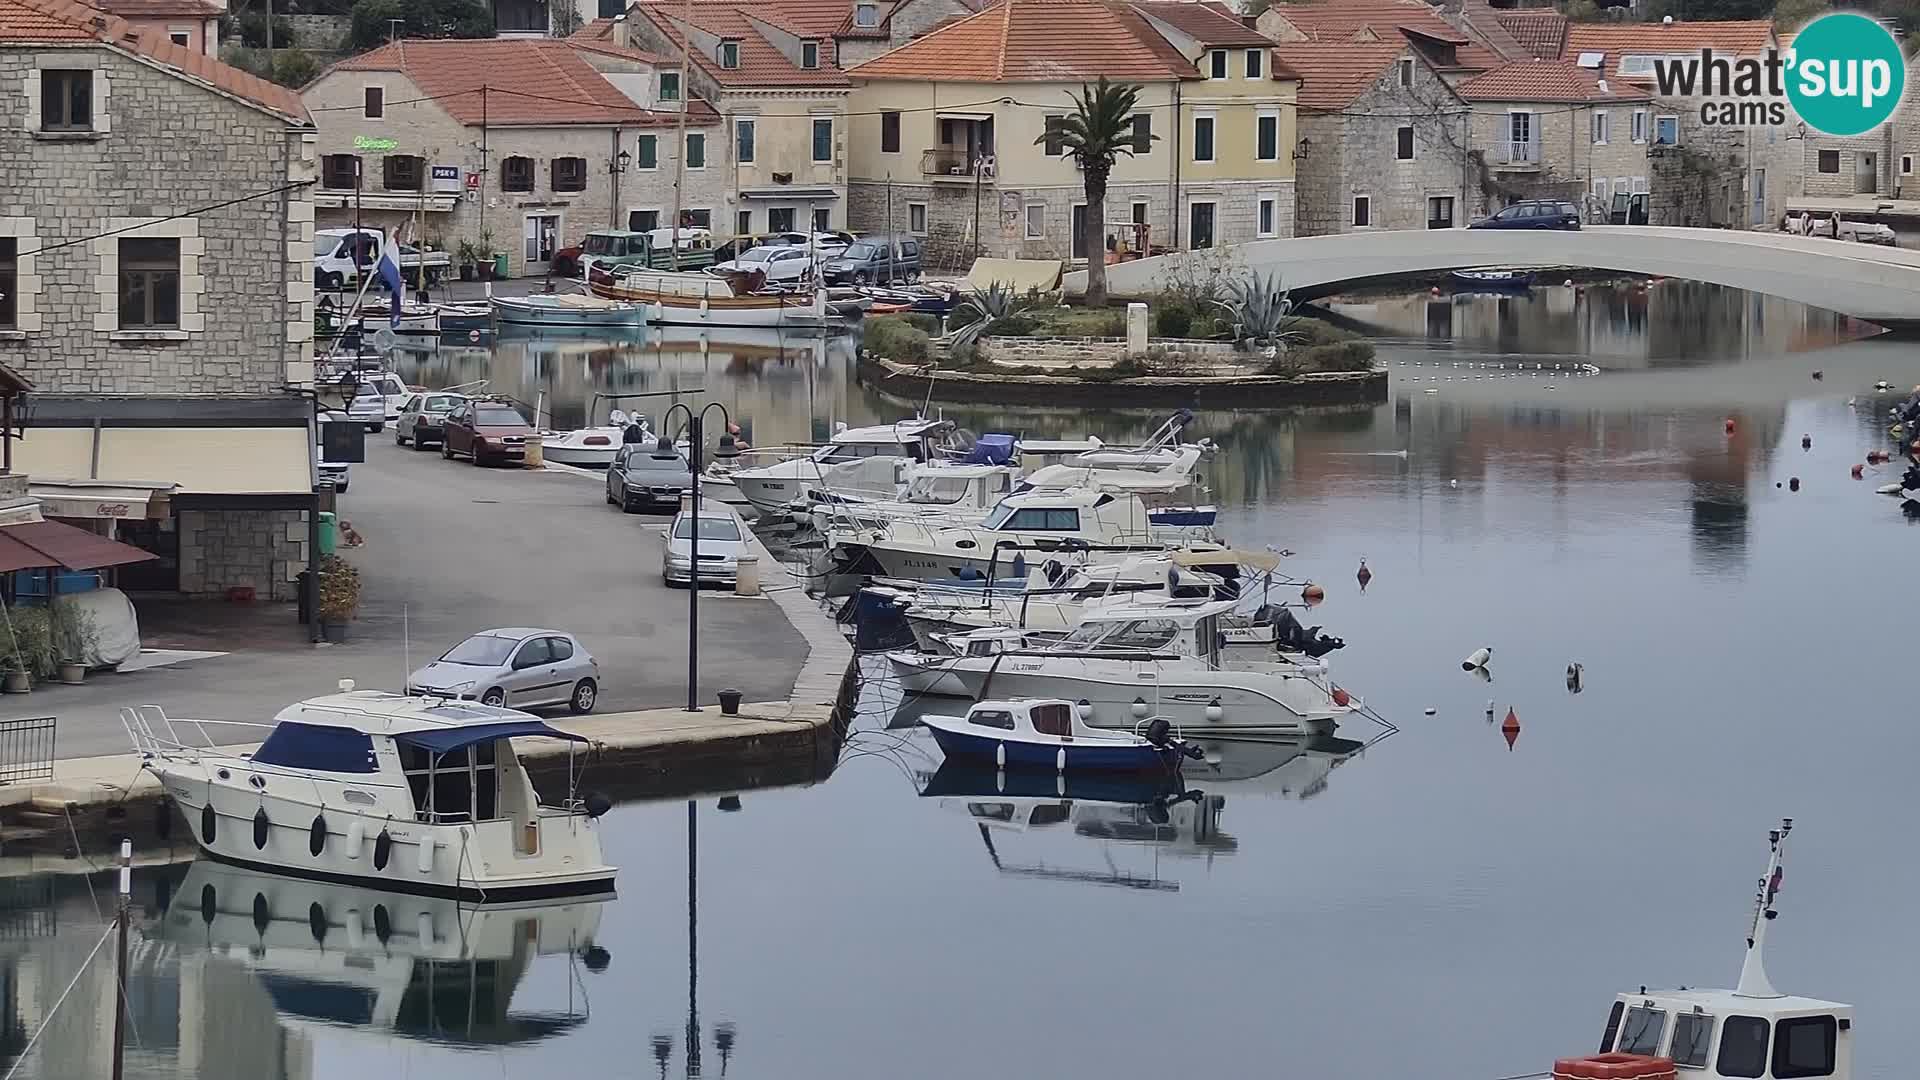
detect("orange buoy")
[1501,707,1520,751]
[1356,560,1372,590]
[1724,417,1737,434]
[1852,463,1865,479]
[1300,583,1324,605]
[1331,686,1351,707]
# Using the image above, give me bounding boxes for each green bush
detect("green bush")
[0,607,55,680]
[1154,298,1195,338]
[1029,306,1127,337]
[863,315,931,362]
[900,312,940,335]
[1292,319,1358,346]
[982,314,1036,337]
[1298,340,1376,372]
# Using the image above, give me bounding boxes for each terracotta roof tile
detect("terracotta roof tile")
[1272,0,1462,45]
[0,0,306,119]
[1269,40,1405,108]
[565,22,672,63]
[1131,1,1270,47]
[95,0,219,16]
[849,0,1194,81]
[1458,57,1651,102]
[626,1,852,86]
[331,38,697,126]
[1564,19,1775,65]
[1495,9,1567,58]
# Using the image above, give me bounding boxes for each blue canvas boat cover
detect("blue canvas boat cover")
[966,434,1016,465]
[392,720,586,756]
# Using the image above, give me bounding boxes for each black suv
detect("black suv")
[606,443,695,513]
[1469,199,1582,231]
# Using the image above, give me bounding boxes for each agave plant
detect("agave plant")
[948,281,1025,358]
[1214,271,1304,352]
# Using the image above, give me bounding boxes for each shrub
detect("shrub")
[900,312,940,335]
[1292,319,1359,347]
[318,553,362,621]
[1153,298,1196,338]
[982,314,1036,337]
[863,315,931,362]
[0,607,55,679]
[1298,340,1376,372]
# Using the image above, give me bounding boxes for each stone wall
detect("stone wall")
[284,14,350,51]
[177,508,309,601]
[0,47,310,394]
[1297,57,1481,236]
[976,335,1248,368]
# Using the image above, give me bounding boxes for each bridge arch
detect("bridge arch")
[1064,226,1920,331]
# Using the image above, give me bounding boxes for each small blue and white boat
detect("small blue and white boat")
[921,698,1201,772]
[492,293,647,330]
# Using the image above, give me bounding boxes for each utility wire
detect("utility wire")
[12,180,314,261]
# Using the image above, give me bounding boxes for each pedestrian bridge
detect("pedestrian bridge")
[1063,226,1920,330]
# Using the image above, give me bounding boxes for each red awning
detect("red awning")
[0,520,158,572]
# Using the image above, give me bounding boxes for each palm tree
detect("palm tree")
[1039,76,1155,307]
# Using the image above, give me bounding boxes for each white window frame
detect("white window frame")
[1244,48,1263,80]
[1631,176,1648,194]
[167,26,191,46]
[1654,114,1679,146]
[734,117,756,165]
[1256,109,1279,162]
[1591,109,1609,145]
[1630,108,1648,144]
[1024,202,1046,240]
[1130,198,1150,226]
[854,1,878,26]
[1192,111,1217,164]
[1395,124,1415,162]
[1256,191,1279,238]
[0,217,43,334]
[801,41,819,69]
[27,62,111,136]
[1208,49,1228,79]
[1352,193,1372,229]
[1592,175,1610,203]
[1398,58,1414,87]
[718,40,740,69]
[1903,155,1914,176]
[907,201,928,235]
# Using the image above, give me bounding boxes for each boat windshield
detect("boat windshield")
[440,634,518,665]
[981,502,1015,529]
[673,516,742,541]
[1063,618,1179,651]
[906,475,972,504]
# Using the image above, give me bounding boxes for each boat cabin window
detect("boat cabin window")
[906,475,974,504]
[965,638,1000,658]
[1103,618,1180,651]
[1774,1016,1838,1078]
[1617,1006,1667,1058]
[984,505,1081,531]
[967,802,1016,821]
[1028,802,1070,826]
[1670,1010,1712,1068]
[1599,1001,1625,1055]
[250,721,377,773]
[969,709,1016,730]
[399,740,499,824]
[1031,703,1073,736]
[1716,1015,1770,1078]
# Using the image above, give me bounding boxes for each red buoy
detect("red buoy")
[1501,707,1520,751]
[1724,418,1737,434]
[1356,560,1372,590]
[1331,686,1351,707]
[1852,463,1865,479]
[1300,583,1324,605]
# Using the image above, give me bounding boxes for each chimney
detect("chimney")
[613,13,629,48]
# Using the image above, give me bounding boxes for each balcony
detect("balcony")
[922,149,995,184]
[1497,140,1543,171]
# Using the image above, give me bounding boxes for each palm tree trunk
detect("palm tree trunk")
[1084,167,1109,307]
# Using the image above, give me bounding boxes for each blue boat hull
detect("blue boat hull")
[927,723,1183,773]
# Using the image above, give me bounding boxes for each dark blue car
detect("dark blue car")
[1469,199,1582,231]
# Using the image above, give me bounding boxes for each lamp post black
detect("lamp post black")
[609,145,632,229]
[661,401,738,712]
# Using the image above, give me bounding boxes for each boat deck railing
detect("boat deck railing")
[120,706,271,761]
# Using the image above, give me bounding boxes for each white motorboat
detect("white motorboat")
[728,418,957,513]
[806,460,1021,535]
[125,685,617,901]
[542,407,648,469]
[493,293,647,330]
[915,597,1353,735]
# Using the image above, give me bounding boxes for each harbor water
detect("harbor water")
[6,281,1920,1079]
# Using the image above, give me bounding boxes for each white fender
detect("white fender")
[416,831,436,874]
[1055,747,1066,772]
[344,907,365,949]
[418,910,435,947]
[995,742,1005,768]
[345,819,366,861]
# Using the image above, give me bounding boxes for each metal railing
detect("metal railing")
[0,716,54,786]
[1505,140,1540,164]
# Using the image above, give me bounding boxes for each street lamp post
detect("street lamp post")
[609,146,632,229]
[661,401,738,712]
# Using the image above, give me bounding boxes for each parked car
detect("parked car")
[1468,200,1582,231]
[346,384,386,433]
[823,234,921,284]
[406,628,599,713]
[663,509,751,588]
[442,399,533,466]
[313,227,450,290]
[395,391,466,450]
[606,443,694,512]
[708,244,816,285]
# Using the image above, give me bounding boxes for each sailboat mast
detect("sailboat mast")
[1734,817,1792,999]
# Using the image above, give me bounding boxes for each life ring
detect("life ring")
[1552,1053,1676,1080]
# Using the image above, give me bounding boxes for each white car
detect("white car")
[708,245,815,285]
[663,509,751,588]
[346,385,385,433]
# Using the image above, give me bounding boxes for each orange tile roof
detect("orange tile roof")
[1132,1,1271,47]
[849,0,1195,82]
[0,0,306,119]
[1272,0,1463,45]
[627,0,852,86]
[95,0,219,16]
[1270,40,1406,108]
[1563,19,1776,62]
[564,22,672,63]
[1495,9,1567,58]
[331,38,697,126]
[1458,57,1651,102]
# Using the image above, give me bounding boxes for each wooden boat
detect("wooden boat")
[492,293,647,330]
[1448,268,1535,289]
[920,697,1202,772]
[437,302,492,334]
[587,265,827,328]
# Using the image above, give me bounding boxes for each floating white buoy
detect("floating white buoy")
[1449,478,1459,488]
[1462,646,1492,671]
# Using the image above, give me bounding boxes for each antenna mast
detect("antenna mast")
[1734,817,1792,999]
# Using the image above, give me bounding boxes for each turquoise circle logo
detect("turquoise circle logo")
[1787,13,1905,137]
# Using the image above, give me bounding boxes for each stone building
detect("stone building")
[845,0,1301,266]
[93,0,223,57]
[304,37,718,278]
[722,0,987,70]
[599,0,853,236]
[1457,59,1652,214]
[1,0,320,603]
[1274,39,1483,234]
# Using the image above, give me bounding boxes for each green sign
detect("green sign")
[353,135,398,152]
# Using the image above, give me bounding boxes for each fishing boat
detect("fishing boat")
[124,684,618,901]
[1544,818,1853,1080]
[921,698,1202,772]
[492,293,648,330]
[543,408,647,469]
[437,302,493,334]
[1448,268,1535,290]
[587,265,827,328]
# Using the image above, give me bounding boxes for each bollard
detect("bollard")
[734,554,760,596]
[1126,302,1149,352]
[523,438,544,468]
[717,688,743,715]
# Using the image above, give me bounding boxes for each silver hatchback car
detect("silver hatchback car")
[406,627,599,713]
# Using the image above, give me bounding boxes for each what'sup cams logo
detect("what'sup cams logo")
[1651,13,1906,137]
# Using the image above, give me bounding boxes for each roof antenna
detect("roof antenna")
[387,17,404,42]
[1733,817,1792,999]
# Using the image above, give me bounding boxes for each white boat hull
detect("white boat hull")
[937,660,1340,736]
[885,650,973,696]
[543,443,621,468]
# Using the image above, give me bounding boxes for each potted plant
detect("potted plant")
[456,238,482,282]
[476,228,500,281]
[316,554,360,643]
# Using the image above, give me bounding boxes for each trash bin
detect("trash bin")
[317,511,337,556]
[492,252,510,279]
[717,688,743,716]
[296,570,313,624]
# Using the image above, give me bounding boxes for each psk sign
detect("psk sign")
[431,165,460,193]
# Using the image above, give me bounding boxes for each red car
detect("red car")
[442,399,533,466]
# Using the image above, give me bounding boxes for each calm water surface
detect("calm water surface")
[7,282,1920,1079]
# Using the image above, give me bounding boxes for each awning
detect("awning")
[935,111,992,121]
[317,193,460,214]
[14,426,311,497]
[29,483,167,521]
[0,519,157,573]
[393,720,588,757]
[738,186,841,201]
[967,257,1062,294]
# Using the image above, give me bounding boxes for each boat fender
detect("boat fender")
[416,831,436,874]
[373,904,392,945]
[199,883,217,926]
[582,945,612,973]
[1204,698,1224,723]
[995,742,1006,768]
[201,803,217,845]
[1131,697,1149,719]
[1462,646,1492,671]
[251,892,271,935]
[373,829,393,871]
[1055,748,1066,773]
[309,814,327,857]
[1074,699,1092,720]
[344,907,365,950]
[346,819,366,860]
[584,792,613,819]
[308,902,328,946]
[252,808,270,851]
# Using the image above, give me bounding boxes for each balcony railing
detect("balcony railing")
[921,149,994,180]
[1503,140,1541,165]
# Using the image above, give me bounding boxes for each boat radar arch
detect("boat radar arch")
[1734,817,1792,1000]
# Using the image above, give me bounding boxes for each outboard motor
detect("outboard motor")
[1268,606,1347,659]
[1143,717,1173,747]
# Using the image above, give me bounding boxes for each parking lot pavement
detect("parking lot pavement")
[11,437,810,760]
